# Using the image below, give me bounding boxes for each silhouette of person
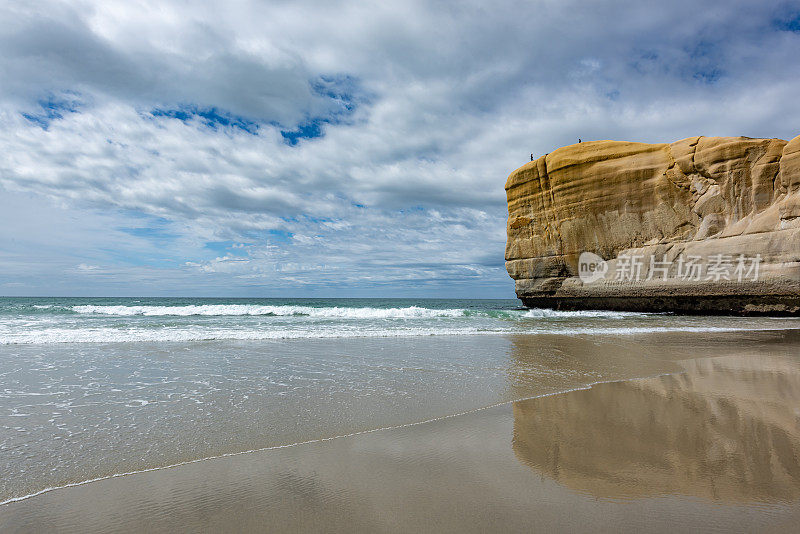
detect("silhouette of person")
[578,138,582,143]
[530,153,534,161]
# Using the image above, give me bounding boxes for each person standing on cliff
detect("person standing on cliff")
[530,153,534,161]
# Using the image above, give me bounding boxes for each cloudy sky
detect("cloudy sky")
[1,0,799,297]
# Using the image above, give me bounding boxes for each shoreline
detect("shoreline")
[0,381,609,508]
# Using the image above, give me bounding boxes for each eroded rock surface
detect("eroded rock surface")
[505,135,800,314]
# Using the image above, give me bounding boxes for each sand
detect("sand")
[2,330,800,532]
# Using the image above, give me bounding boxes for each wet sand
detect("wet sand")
[3,330,800,532]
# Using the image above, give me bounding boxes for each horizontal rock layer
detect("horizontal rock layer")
[505,135,800,314]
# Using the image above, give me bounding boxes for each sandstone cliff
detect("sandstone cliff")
[505,135,800,314]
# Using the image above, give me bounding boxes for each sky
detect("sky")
[1,0,799,297]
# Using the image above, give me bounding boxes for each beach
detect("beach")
[2,301,800,532]
[3,1,800,531]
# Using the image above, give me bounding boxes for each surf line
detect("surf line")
[0,371,678,507]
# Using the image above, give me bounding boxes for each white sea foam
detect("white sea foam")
[0,324,794,345]
[70,304,470,319]
[524,308,648,318]
[0,326,504,344]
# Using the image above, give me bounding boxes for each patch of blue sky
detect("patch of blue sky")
[266,229,294,243]
[21,92,82,130]
[150,105,259,134]
[148,75,364,145]
[280,74,365,145]
[773,10,800,32]
[204,241,250,257]
[280,119,324,145]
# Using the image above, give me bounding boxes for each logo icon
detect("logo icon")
[578,252,608,283]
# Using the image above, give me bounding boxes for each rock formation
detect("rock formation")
[505,135,800,314]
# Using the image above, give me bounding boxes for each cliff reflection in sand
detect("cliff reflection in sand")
[511,350,800,503]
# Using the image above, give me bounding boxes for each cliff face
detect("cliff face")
[505,135,800,314]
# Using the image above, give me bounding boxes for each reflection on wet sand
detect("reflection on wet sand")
[512,353,800,503]
[504,333,681,400]
[3,330,800,532]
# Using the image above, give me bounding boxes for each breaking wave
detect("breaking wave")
[69,304,472,318]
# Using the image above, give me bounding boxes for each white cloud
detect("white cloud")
[0,0,799,296]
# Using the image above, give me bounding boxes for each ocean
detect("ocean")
[3,296,798,344]
[2,297,800,505]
